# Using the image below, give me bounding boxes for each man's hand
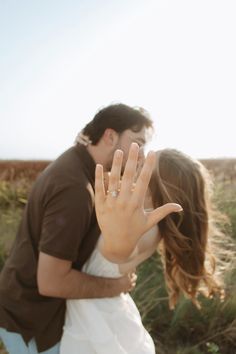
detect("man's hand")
[95,143,182,261]
[118,271,137,294]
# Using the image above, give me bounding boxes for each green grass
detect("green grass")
[214,181,236,241]
[0,208,23,270]
[132,253,236,353]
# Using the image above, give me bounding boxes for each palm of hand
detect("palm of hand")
[95,143,182,260]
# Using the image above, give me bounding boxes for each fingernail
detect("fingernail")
[115,149,123,157]
[131,142,139,148]
[174,204,183,212]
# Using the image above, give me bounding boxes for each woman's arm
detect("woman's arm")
[118,242,157,275]
[97,226,160,275]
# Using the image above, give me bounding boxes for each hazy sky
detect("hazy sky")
[1,0,235,160]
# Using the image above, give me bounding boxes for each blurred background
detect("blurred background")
[0,1,236,353]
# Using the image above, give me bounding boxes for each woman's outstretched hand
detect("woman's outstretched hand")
[95,143,182,262]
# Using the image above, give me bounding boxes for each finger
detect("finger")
[132,151,156,205]
[130,269,137,275]
[131,273,137,282]
[95,164,106,205]
[119,143,139,196]
[107,149,123,197]
[146,203,183,230]
[129,271,137,279]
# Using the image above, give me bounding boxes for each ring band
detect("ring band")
[108,190,119,198]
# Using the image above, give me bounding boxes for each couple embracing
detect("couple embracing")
[0,104,223,354]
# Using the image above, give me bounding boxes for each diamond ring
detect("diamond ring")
[108,190,119,198]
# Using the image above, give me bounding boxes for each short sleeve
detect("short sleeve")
[39,183,93,261]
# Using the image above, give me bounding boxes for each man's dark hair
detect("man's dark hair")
[81,103,153,145]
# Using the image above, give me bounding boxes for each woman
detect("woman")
[60,146,224,353]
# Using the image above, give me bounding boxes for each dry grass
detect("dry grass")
[0,158,236,183]
[200,158,236,183]
[0,160,50,182]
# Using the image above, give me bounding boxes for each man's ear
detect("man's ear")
[102,128,119,147]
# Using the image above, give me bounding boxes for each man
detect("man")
[0,103,153,354]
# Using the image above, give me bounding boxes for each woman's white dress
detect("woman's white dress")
[60,242,156,354]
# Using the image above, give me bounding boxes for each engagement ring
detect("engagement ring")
[108,190,119,198]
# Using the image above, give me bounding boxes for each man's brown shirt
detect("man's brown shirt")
[0,144,100,352]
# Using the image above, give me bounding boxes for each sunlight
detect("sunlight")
[0,0,235,159]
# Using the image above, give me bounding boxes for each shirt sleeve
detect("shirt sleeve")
[39,183,93,261]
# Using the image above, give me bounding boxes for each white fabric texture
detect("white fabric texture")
[60,245,155,354]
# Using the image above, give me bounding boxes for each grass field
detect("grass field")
[0,158,236,354]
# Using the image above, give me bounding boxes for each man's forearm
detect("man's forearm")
[39,268,125,299]
[37,251,135,298]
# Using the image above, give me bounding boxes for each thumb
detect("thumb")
[146,203,183,229]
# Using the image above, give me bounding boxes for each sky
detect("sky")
[0,0,236,160]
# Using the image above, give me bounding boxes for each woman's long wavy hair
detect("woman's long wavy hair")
[149,149,225,309]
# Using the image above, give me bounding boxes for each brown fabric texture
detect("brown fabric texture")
[0,144,100,352]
